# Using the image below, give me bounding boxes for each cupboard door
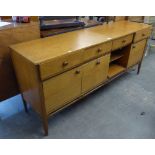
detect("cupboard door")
[82,54,110,94]
[43,66,82,114]
[127,39,147,67]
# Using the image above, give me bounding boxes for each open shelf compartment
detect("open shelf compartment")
[108,63,125,78]
[110,53,124,62]
[108,45,132,78]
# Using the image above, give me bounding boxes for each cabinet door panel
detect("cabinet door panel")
[43,66,82,114]
[128,39,146,67]
[82,54,110,94]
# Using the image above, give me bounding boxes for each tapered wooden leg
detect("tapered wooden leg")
[42,116,48,136]
[131,68,136,71]
[21,95,29,113]
[137,62,142,75]
[137,39,147,75]
[23,99,29,113]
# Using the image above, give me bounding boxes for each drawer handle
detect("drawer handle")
[75,70,80,74]
[96,60,101,65]
[132,45,136,49]
[142,33,145,37]
[122,40,126,43]
[62,61,68,66]
[97,48,102,53]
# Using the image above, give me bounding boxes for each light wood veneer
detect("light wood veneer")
[10,21,151,135]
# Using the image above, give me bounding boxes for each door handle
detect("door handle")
[75,70,80,74]
[96,60,101,65]
[122,40,126,43]
[62,61,69,66]
[97,48,102,53]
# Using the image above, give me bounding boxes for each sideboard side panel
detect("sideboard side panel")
[11,51,44,115]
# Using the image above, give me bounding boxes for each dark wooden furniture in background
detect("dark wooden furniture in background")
[114,16,145,23]
[40,16,103,38]
[0,21,40,101]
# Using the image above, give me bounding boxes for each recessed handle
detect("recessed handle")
[62,61,68,66]
[142,33,145,37]
[75,70,80,74]
[96,60,101,65]
[97,48,102,53]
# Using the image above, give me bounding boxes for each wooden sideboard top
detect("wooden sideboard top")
[10,21,151,64]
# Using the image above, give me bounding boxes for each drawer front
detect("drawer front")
[83,41,112,62]
[127,39,147,67]
[43,66,82,114]
[134,28,151,43]
[39,50,83,80]
[82,54,110,94]
[112,34,133,51]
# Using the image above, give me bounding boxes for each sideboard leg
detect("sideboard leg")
[137,62,142,75]
[42,117,48,136]
[22,95,29,113]
[23,99,29,113]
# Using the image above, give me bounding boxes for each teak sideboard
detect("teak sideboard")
[10,21,151,135]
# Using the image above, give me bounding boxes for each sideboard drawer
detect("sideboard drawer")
[112,34,133,51]
[83,41,112,62]
[133,28,151,43]
[43,66,82,114]
[39,50,83,80]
